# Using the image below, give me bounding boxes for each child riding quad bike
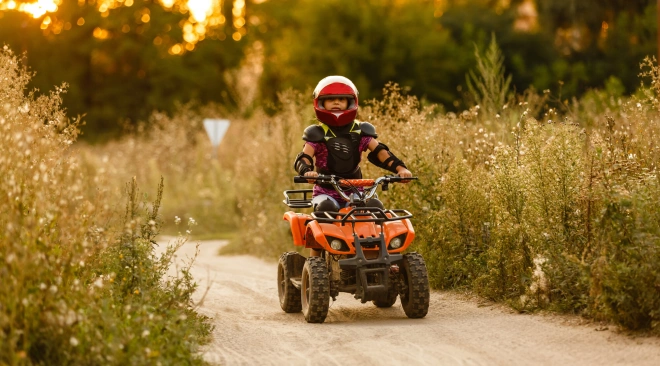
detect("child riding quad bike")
[279,174,430,323]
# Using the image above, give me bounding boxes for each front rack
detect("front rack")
[283,189,313,208]
[311,207,412,225]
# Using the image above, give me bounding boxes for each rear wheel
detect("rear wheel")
[400,252,430,318]
[278,252,302,313]
[372,275,398,308]
[301,256,330,323]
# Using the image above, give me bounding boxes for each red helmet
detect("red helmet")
[313,76,358,127]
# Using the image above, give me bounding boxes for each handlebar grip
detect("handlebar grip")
[293,176,309,183]
[388,176,418,182]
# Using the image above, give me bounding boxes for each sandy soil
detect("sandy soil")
[163,238,660,366]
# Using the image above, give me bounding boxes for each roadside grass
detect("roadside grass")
[205,55,660,333]
[77,49,659,335]
[0,47,211,364]
[6,34,658,348]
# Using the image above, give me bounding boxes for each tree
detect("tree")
[252,0,466,108]
[0,0,248,139]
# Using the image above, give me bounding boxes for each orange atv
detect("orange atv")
[279,175,430,323]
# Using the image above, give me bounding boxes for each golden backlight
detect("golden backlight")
[0,0,61,18]
[1,0,256,53]
[187,0,212,22]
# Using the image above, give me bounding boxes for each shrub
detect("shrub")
[218,65,660,332]
[0,46,210,364]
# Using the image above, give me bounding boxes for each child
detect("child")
[293,75,412,213]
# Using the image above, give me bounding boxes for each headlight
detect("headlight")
[390,236,403,249]
[330,239,343,251]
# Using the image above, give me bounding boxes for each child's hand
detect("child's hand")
[397,167,413,182]
[304,171,318,183]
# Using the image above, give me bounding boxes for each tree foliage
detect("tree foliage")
[0,0,657,139]
[0,0,246,139]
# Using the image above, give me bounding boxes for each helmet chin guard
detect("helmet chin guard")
[313,76,359,127]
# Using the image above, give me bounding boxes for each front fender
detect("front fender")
[306,220,330,250]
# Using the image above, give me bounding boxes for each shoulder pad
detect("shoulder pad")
[358,122,378,138]
[302,125,325,142]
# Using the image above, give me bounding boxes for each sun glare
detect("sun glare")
[2,0,252,54]
[3,0,61,18]
[188,0,212,22]
[159,0,175,8]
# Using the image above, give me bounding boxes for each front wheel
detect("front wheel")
[301,256,330,323]
[399,252,430,318]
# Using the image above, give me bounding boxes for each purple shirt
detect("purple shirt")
[306,136,373,204]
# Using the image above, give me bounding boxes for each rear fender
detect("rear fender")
[283,211,310,246]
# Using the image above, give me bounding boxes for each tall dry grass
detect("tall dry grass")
[0,47,210,364]
[208,54,660,332]
[37,43,659,335]
[78,105,238,237]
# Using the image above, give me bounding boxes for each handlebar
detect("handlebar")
[293,175,417,202]
[294,175,416,184]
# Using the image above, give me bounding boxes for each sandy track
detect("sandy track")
[164,238,660,366]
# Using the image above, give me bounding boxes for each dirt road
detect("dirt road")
[166,238,660,366]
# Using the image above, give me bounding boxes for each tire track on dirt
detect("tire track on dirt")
[162,238,660,366]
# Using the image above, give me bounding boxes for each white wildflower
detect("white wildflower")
[70,337,79,346]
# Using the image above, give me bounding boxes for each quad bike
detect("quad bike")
[279,175,430,323]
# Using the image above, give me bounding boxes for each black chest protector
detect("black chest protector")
[325,135,361,175]
[319,123,362,178]
[302,121,378,181]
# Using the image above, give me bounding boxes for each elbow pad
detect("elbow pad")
[367,143,406,173]
[294,152,314,175]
